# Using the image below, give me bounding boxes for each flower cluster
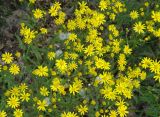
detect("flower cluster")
[0,0,160,117]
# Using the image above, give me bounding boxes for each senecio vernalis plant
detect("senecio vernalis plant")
[0,0,160,117]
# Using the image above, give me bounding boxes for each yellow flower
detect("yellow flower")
[61,112,78,117]
[149,60,160,74]
[15,51,21,58]
[40,86,49,96]
[99,0,108,11]
[68,33,77,42]
[69,78,83,95]
[13,109,23,117]
[37,99,48,111]
[3,65,8,71]
[29,0,36,4]
[50,78,61,92]
[55,59,67,73]
[130,10,139,19]
[109,110,117,117]
[151,11,160,22]
[32,66,48,77]
[109,13,116,21]
[84,45,94,56]
[10,86,20,97]
[9,64,20,75]
[2,52,13,64]
[68,62,77,71]
[20,24,37,44]
[19,83,28,92]
[7,96,20,109]
[117,105,128,117]
[67,20,76,31]
[123,45,132,55]
[47,51,55,60]
[144,2,149,7]
[77,105,88,115]
[91,100,96,105]
[100,87,116,100]
[95,57,110,70]
[40,28,48,34]
[0,110,7,117]
[55,11,66,25]
[133,22,145,34]
[69,84,79,95]
[49,2,61,17]
[33,9,45,19]
[140,57,152,69]
[20,92,30,102]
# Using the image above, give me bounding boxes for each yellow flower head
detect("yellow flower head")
[2,52,13,64]
[14,109,23,117]
[9,63,20,75]
[130,10,139,19]
[133,22,145,34]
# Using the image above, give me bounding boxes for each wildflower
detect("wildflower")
[133,22,146,34]
[19,83,28,92]
[100,87,116,100]
[149,60,160,74]
[15,51,21,58]
[9,64,20,75]
[68,33,77,42]
[109,13,116,21]
[151,11,160,22]
[99,72,114,85]
[40,86,49,96]
[154,73,160,82]
[99,0,108,11]
[67,20,76,31]
[140,57,152,69]
[61,112,78,117]
[20,92,30,102]
[55,59,67,73]
[40,28,48,34]
[109,110,117,117]
[68,62,77,71]
[130,10,139,19]
[69,79,83,95]
[37,99,48,111]
[49,2,61,17]
[29,0,36,4]
[47,51,55,60]
[77,105,88,115]
[32,66,48,77]
[0,110,7,117]
[50,78,61,92]
[7,96,20,109]
[20,25,37,44]
[95,57,110,70]
[123,45,132,55]
[69,84,80,95]
[10,86,20,97]
[84,45,94,56]
[13,109,23,117]
[55,11,66,25]
[2,52,13,64]
[33,9,45,19]
[117,105,128,117]
[91,100,96,105]
[1,65,5,71]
